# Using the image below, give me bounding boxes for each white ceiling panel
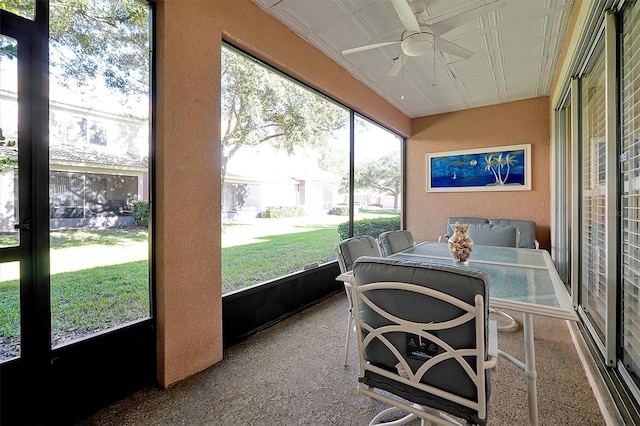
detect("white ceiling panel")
[252,0,575,118]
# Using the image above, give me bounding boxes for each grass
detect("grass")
[0,261,150,339]
[1,228,148,249]
[359,208,399,216]
[0,224,342,339]
[222,226,339,293]
[50,227,149,248]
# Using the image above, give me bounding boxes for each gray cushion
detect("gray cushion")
[445,216,489,238]
[467,223,518,247]
[378,230,415,256]
[336,235,380,272]
[352,256,490,425]
[489,219,537,249]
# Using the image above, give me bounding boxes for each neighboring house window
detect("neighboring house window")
[50,171,137,218]
[64,117,107,146]
[67,117,87,144]
[89,121,107,146]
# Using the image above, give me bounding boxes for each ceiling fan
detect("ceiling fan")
[342,0,505,76]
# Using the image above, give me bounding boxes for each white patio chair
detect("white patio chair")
[351,256,498,425]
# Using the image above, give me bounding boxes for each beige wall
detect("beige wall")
[155,0,410,387]
[406,97,551,249]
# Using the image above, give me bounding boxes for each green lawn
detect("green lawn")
[359,207,399,216]
[222,227,339,293]
[0,225,341,339]
[0,261,151,339]
[1,228,148,249]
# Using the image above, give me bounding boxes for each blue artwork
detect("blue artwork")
[427,145,530,192]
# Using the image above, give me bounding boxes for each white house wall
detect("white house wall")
[49,108,148,159]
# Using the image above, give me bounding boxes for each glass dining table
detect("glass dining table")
[336,241,578,426]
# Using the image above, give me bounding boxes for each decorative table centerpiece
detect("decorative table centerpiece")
[447,222,473,265]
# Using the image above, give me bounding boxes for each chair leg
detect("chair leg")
[491,307,519,332]
[369,405,465,426]
[368,407,417,426]
[344,308,352,366]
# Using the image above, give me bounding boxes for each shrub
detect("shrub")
[328,206,349,216]
[132,200,149,227]
[337,216,401,241]
[264,206,306,218]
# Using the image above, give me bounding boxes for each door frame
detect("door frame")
[1,5,156,424]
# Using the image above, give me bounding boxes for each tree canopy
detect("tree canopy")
[1,0,150,95]
[0,128,17,171]
[221,46,347,183]
[355,152,402,209]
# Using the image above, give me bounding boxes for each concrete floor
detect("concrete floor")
[78,294,606,425]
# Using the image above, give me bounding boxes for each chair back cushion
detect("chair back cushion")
[489,219,537,248]
[378,230,415,256]
[467,223,518,247]
[352,256,490,425]
[336,235,380,272]
[445,216,489,238]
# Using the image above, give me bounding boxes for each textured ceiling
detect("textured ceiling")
[252,0,574,118]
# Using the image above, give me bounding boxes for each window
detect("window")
[220,44,403,294]
[47,0,151,349]
[50,171,138,219]
[580,38,606,342]
[67,117,87,144]
[620,0,640,389]
[89,121,107,146]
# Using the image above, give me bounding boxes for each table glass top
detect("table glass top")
[389,242,576,319]
[394,253,559,308]
[401,243,547,268]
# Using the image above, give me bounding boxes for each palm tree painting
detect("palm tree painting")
[427,144,530,192]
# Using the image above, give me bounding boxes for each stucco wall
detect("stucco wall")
[407,97,551,249]
[155,0,410,387]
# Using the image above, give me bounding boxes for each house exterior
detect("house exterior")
[0,90,149,231]
[222,146,341,219]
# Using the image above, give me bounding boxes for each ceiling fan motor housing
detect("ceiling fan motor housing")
[401,32,434,56]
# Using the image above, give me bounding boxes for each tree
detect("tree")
[221,46,347,186]
[355,152,402,209]
[0,128,17,171]
[1,0,149,96]
[484,152,518,185]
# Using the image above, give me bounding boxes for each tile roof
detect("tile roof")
[1,144,147,168]
[51,144,147,168]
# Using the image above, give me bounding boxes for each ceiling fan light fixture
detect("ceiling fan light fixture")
[401,33,433,56]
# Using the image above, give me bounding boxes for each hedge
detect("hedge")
[264,206,306,218]
[337,216,401,241]
[133,200,149,227]
[328,206,349,216]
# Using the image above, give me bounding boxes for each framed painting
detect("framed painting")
[426,144,531,192]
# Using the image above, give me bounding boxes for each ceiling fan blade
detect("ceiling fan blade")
[342,41,400,55]
[430,0,505,36]
[390,0,421,33]
[433,37,473,59]
[389,53,408,76]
